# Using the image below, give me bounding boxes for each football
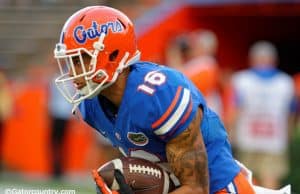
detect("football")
[98,157,176,194]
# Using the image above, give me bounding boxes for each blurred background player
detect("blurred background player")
[166,30,224,118]
[49,71,73,178]
[230,40,295,189]
[183,30,222,117]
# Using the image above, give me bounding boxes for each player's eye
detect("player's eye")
[72,57,81,67]
[74,59,80,66]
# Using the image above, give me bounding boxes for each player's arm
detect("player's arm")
[166,107,209,194]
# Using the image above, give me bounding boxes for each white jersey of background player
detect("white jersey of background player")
[231,41,294,190]
[231,41,294,153]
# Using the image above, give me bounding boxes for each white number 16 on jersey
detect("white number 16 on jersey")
[138,71,166,95]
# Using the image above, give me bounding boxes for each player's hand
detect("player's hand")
[92,169,134,194]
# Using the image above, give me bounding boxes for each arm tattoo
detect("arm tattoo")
[166,108,209,192]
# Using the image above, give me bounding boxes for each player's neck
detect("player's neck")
[100,68,130,107]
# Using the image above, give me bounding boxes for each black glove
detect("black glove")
[93,169,134,194]
[114,169,134,194]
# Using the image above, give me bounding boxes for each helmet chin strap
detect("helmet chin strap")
[78,81,99,96]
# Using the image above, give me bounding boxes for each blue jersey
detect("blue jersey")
[79,61,240,193]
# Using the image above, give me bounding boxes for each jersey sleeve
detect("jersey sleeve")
[152,85,197,141]
[131,68,201,142]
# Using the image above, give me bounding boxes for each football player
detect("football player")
[53,6,255,194]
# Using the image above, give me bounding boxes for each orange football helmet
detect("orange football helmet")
[54,6,140,104]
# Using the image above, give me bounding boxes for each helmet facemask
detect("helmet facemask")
[54,32,109,104]
[54,32,141,105]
